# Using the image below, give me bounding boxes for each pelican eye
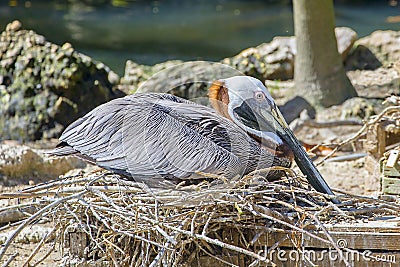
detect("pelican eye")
[254,91,266,102]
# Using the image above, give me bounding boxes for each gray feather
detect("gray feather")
[49,93,289,186]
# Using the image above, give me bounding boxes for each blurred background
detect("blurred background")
[1,0,399,75]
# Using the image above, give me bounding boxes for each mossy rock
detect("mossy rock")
[0,20,124,141]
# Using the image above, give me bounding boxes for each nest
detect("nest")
[1,167,399,267]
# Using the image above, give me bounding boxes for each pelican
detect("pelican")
[48,76,334,196]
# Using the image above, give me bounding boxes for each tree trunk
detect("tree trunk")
[293,0,357,108]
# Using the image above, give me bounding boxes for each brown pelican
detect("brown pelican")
[48,76,334,196]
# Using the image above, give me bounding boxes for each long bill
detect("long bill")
[259,107,337,201]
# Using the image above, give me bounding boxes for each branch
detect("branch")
[0,191,86,261]
[317,106,400,166]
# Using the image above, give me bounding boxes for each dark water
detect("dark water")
[1,0,399,75]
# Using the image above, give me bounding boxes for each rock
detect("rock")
[6,20,21,32]
[355,30,400,66]
[279,96,316,124]
[335,27,358,60]
[221,37,295,81]
[344,30,400,71]
[222,27,357,81]
[344,45,382,71]
[119,28,356,98]
[118,60,164,94]
[347,67,400,98]
[0,142,86,183]
[339,97,382,120]
[0,226,55,244]
[314,95,386,125]
[0,20,125,141]
[119,60,243,100]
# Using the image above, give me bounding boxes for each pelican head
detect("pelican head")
[209,76,335,197]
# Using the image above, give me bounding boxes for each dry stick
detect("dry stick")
[317,105,400,166]
[108,248,121,267]
[85,205,127,253]
[84,203,170,249]
[80,204,108,255]
[0,252,18,267]
[330,189,400,210]
[244,166,297,180]
[201,209,216,236]
[308,213,350,267]
[0,192,51,199]
[191,208,200,235]
[0,191,86,262]
[144,232,152,265]
[245,204,331,245]
[166,225,271,263]
[32,241,57,267]
[199,237,216,256]
[149,218,189,267]
[0,220,29,236]
[0,202,42,213]
[312,202,348,220]
[287,237,316,267]
[21,175,92,193]
[155,225,177,245]
[108,204,272,264]
[131,239,142,267]
[194,240,239,267]
[0,205,42,224]
[250,201,294,225]
[103,235,125,255]
[65,185,143,194]
[22,227,55,266]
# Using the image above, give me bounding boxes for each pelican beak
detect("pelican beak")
[258,105,337,200]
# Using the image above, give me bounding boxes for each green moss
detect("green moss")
[0,20,124,141]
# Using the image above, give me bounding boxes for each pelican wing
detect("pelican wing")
[52,93,258,182]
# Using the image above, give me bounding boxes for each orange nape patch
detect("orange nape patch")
[208,80,231,120]
[208,80,224,101]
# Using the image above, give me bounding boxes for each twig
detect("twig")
[308,213,350,267]
[317,106,400,166]
[171,227,271,263]
[194,240,239,267]
[1,253,18,267]
[22,228,55,266]
[202,209,215,236]
[245,203,331,245]
[108,248,121,267]
[32,241,56,267]
[149,218,188,267]
[0,191,86,262]
[0,205,41,224]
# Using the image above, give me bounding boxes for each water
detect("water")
[1,0,399,75]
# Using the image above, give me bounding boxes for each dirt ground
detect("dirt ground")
[0,183,63,266]
[1,242,62,266]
